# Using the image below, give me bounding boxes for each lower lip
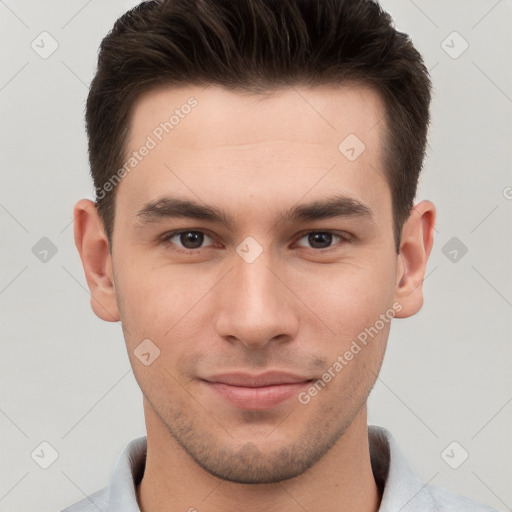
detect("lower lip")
[203,380,311,410]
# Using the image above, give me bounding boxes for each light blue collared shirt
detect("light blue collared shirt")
[62,425,499,512]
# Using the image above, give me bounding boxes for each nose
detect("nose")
[214,244,299,350]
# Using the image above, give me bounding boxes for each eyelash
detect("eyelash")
[160,229,352,256]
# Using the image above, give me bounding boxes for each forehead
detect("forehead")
[128,83,386,152]
[118,84,390,225]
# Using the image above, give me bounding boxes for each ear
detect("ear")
[393,200,436,318]
[73,199,120,322]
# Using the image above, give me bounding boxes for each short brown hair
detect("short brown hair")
[86,0,432,252]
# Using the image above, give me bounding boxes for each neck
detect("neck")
[137,402,379,512]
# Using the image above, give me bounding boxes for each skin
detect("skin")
[74,84,435,512]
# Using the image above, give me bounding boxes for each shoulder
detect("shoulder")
[60,436,146,512]
[60,486,109,512]
[425,484,501,512]
[368,425,501,512]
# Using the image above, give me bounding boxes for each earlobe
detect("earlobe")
[73,199,120,322]
[394,200,436,318]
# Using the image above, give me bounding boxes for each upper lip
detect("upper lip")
[203,371,312,388]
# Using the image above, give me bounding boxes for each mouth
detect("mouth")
[201,371,314,410]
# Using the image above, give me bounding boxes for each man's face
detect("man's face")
[109,84,401,483]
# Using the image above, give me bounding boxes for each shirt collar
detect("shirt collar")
[369,425,439,511]
[102,425,437,512]
[105,435,146,511]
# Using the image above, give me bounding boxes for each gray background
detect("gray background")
[0,1,511,511]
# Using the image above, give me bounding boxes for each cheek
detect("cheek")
[304,262,395,388]
[305,262,395,334]
[114,263,218,348]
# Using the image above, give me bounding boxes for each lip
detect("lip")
[201,372,313,410]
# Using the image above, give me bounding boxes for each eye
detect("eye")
[160,229,351,256]
[295,231,350,250]
[162,230,216,254]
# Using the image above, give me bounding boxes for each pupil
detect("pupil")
[181,231,203,249]
[309,232,332,249]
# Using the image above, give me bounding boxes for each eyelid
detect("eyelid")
[292,230,353,252]
[294,229,353,243]
[160,229,217,251]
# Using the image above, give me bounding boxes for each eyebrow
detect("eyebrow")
[135,194,374,230]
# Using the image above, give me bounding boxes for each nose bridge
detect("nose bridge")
[236,247,279,314]
[215,239,297,348]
